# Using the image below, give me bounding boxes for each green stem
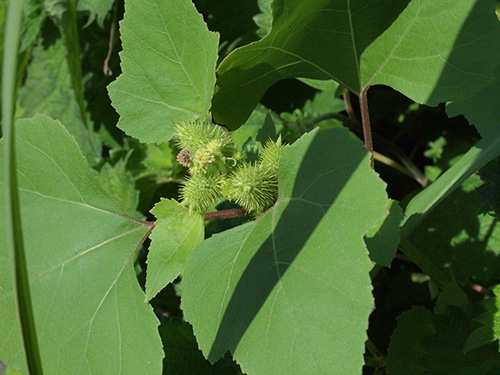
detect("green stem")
[3,1,44,373]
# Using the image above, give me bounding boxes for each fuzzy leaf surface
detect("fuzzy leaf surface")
[447,64,500,138]
[108,0,219,143]
[212,0,500,127]
[182,128,389,375]
[0,115,162,374]
[145,198,204,300]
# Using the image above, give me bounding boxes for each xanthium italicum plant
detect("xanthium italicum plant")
[173,118,285,216]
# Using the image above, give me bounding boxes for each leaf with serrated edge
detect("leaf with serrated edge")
[447,64,500,138]
[146,198,204,300]
[182,127,389,375]
[76,0,115,27]
[16,32,101,163]
[386,306,435,375]
[108,0,219,143]
[213,0,500,127]
[0,114,162,374]
[365,199,403,267]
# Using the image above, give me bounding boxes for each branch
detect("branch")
[204,208,247,221]
[359,87,374,168]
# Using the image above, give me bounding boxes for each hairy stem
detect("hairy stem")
[204,208,247,221]
[122,215,155,227]
[359,87,374,167]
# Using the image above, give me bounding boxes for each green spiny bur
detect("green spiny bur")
[259,136,285,176]
[174,118,227,152]
[180,172,223,212]
[173,119,284,215]
[222,163,278,215]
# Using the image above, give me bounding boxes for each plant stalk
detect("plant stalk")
[359,87,374,167]
[2,1,44,373]
[204,208,247,221]
[343,90,358,121]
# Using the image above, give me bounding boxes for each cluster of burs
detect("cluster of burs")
[174,119,285,216]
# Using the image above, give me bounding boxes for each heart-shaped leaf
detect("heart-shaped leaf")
[0,115,163,374]
[213,0,500,127]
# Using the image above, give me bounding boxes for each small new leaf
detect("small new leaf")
[146,198,204,300]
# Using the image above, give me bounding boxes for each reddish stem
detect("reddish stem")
[359,87,374,168]
[121,214,155,227]
[103,4,117,76]
[204,208,247,221]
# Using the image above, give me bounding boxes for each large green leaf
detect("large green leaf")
[182,128,389,375]
[212,0,500,127]
[108,0,219,143]
[0,115,162,374]
[365,199,403,267]
[447,64,500,138]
